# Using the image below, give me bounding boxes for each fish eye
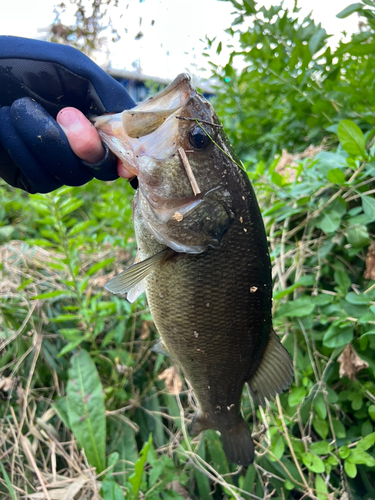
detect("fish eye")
[188,125,211,150]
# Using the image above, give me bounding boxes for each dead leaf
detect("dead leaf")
[158,366,182,395]
[0,376,20,400]
[166,480,192,500]
[275,142,326,182]
[364,241,375,280]
[140,320,152,340]
[338,344,369,381]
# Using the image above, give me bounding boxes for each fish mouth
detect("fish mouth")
[93,73,195,173]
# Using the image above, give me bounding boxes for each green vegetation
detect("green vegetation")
[1,1,375,498]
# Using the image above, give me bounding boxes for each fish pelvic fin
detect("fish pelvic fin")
[188,412,213,436]
[105,248,172,295]
[220,420,254,467]
[248,329,293,406]
[151,338,171,357]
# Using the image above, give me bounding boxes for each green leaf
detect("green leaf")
[339,446,350,459]
[68,220,95,236]
[310,441,331,455]
[315,474,328,500]
[52,397,71,430]
[369,405,375,421]
[337,3,363,19]
[288,386,306,407]
[313,415,329,440]
[58,337,88,357]
[148,454,175,487]
[333,419,346,439]
[337,120,366,157]
[357,432,375,451]
[362,195,375,222]
[101,476,124,500]
[323,324,353,348]
[206,430,231,479]
[129,435,153,500]
[301,452,325,473]
[270,434,285,460]
[242,465,256,493]
[66,350,106,473]
[58,199,84,217]
[31,290,73,300]
[0,462,17,500]
[334,266,351,293]
[194,438,211,500]
[316,198,347,233]
[86,258,115,276]
[328,168,346,185]
[308,28,326,55]
[346,292,370,304]
[314,393,327,420]
[273,276,314,300]
[344,459,357,478]
[346,225,369,248]
[276,296,315,318]
[349,449,375,466]
[0,225,15,238]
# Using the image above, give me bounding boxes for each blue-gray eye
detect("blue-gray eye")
[189,126,211,150]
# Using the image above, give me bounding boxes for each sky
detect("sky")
[0,0,361,79]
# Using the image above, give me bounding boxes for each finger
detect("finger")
[57,108,105,164]
[117,159,137,179]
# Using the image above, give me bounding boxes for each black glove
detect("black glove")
[0,36,136,193]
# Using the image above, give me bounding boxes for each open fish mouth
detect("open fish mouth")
[93,74,194,174]
[95,74,233,254]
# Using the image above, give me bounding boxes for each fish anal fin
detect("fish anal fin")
[248,330,293,406]
[105,248,171,295]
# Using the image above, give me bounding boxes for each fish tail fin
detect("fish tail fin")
[220,419,254,467]
[189,413,254,467]
[248,329,293,406]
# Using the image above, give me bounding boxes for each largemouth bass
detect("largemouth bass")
[94,74,293,467]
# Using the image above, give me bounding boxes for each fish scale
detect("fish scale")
[140,202,271,415]
[98,73,293,466]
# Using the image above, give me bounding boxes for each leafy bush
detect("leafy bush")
[2,1,375,499]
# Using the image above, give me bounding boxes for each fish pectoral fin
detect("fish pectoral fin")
[127,279,145,303]
[247,330,293,406]
[105,249,172,295]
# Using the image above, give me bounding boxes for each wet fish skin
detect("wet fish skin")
[99,75,293,466]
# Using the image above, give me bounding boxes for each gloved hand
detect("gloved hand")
[0,35,136,193]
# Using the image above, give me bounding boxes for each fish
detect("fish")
[94,74,293,467]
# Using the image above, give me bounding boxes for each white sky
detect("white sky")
[0,0,360,79]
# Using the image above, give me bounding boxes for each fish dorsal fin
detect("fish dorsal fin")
[105,249,171,295]
[248,330,293,406]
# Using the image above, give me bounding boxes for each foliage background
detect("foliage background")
[1,1,375,499]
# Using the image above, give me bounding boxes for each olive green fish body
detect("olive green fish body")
[98,75,293,466]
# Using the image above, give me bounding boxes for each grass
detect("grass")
[1,130,375,499]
